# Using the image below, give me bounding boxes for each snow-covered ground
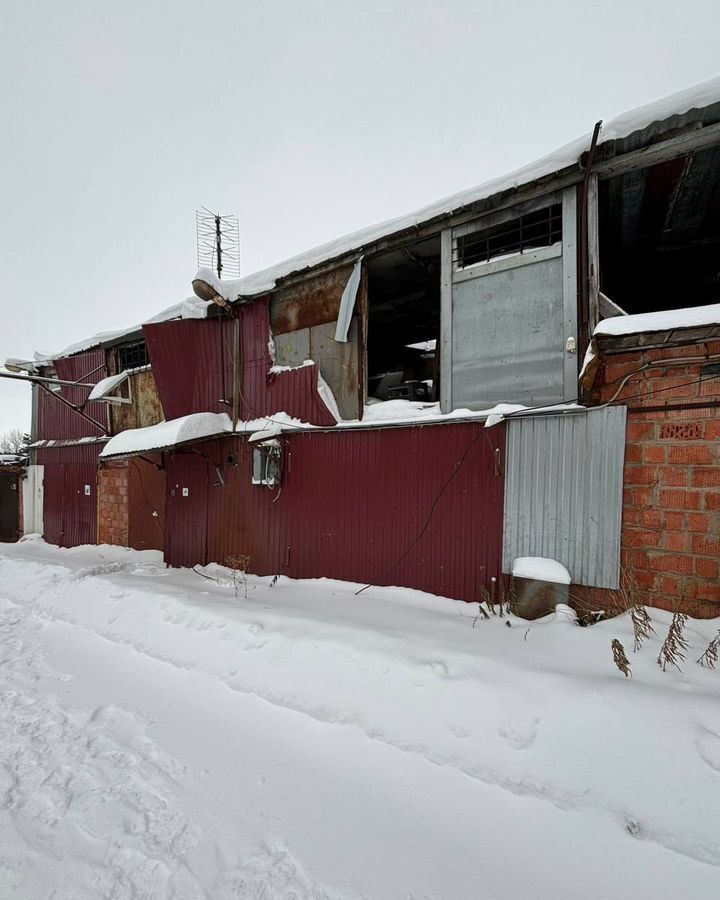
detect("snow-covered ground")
[1,540,719,899]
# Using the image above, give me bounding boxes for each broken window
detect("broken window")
[117,340,150,372]
[366,235,440,402]
[251,440,282,487]
[598,146,720,314]
[455,204,562,269]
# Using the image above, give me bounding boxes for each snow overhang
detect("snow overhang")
[100,412,310,459]
[100,412,234,459]
[594,302,720,353]
[88,371,130,404]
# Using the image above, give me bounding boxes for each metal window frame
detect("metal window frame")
[116,340,150,373]
[452,198,563,274]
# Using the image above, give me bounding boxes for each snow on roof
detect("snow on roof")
[199,76,720,303]
[101,412,232,457]
[594,303,720,338]
[100,411,310,458]
[34,297,209,364]
[24,78,720,368]
[101,400,596,458]
[0,454,24,465]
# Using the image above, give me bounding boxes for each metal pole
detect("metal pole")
[215,214,223,279]
[577,120,603,362]
[35,382,109,434]
[231,315,240,430]
[0,371,98,389]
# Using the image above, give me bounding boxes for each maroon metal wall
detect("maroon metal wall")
[38,348,108,440]
[37,444,101,548]
[143,318,234,421]
[239,299,337,426]
[144,304,337,427]
[164,421,505,603]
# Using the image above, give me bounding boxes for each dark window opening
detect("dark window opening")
[598,145,720,314]
[456,204,562,268]
[366,236,440,402]
[117,340,150,372]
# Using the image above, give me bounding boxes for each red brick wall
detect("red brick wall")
[588,339,720,617]
[98,460,130,547]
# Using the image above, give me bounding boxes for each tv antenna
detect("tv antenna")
[196,208,240,279]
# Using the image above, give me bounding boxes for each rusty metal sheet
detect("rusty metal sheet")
[271,264,354,334]
[110,370,164,434]
[128,456,166,552]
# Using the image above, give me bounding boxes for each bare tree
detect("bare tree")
[0,428,28,456]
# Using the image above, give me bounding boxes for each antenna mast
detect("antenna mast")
[196,208,240,279]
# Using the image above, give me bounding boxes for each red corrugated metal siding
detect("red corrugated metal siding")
[143,319,234,420]
[37,443,100,547]
[166,422,505,603]
[144,305,336,427]
[239,300,337,426]
[164,451,210,567]
[38,349,108,440]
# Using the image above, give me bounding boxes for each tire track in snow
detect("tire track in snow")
[18,593,720,871]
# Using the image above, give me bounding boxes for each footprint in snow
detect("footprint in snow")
[498,718,539,750]
[423,660,448,676]
[447,723,470,739]
[696,727,720,772]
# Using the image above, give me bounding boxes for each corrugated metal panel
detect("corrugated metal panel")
[166,422,506,604]
[144,306,337,426]
[38,348,108,440]
[165,451,210,567]
[143,318,234,420]
[239,299,338,425]
[37,443,100,548]
[503,407,627,589]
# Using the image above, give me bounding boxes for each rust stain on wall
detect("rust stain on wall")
[271,264,354,334]
[110,370,164,434]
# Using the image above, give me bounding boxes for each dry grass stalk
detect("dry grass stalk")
[657,611,689,672]
[612,639,632,678]
[226,554,252,601]
[631,605,656,652]
[697,630,720,669]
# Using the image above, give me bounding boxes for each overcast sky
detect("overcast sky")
[1,0,718,433]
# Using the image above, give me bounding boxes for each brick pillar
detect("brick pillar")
[98,460,130,547]
[593,342,720,617]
